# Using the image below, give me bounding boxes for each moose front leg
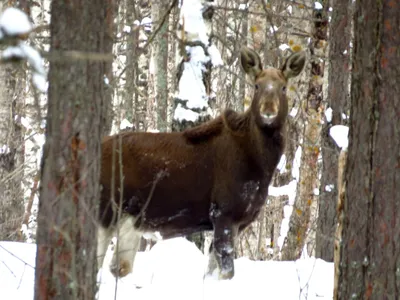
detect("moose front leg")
[211,216,238,280]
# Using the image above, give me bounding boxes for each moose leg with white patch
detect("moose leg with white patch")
[97,225,113,270]
[109,215,141,278]
[210,214,238,280]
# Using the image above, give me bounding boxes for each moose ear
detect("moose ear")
[240,46,263,80]
[281,51,306,79]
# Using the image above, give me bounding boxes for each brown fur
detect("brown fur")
[98,47,306,279]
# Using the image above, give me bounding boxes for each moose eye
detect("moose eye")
[255,84,259,90]
[282,86,287,93]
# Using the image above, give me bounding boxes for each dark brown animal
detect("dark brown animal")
[97,46,306,280]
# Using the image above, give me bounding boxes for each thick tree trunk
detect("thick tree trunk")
[316,0,351,262]
[34,1,114,299]
[338,0,400,298]
[281,1,328,260]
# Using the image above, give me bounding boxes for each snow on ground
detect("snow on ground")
[0,237,333,300]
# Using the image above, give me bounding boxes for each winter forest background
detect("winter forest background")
[0,0,399,299]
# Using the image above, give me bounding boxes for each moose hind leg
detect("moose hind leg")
[110,215,141,278]
[212,216,238,280]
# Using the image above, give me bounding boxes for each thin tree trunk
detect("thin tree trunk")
[338,0,400,298]
[0,66,25,242]
[281,1,329,260]
[34,1,114,299]
[152,0,169,131]
[316,0,351,262]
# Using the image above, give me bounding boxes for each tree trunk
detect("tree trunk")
[34,1,114,299]
[281,1,329,260]
[316,0,351,262]
[338,0,400,298]
[152,0,169,131]
[0,66,25,241]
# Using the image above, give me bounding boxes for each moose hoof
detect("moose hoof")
[109,260,132,278]
[219,268,234,280]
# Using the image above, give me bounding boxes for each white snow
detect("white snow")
[292,146,302,181]
[313,188,320,196]
[176,46,209,110]
[207,44,223,66]
[120,119,134,130]
[325,107,332,122]
[314,2,323,9]
[279,44,290,51]
[174,103,200,122]
[289,107,298,117]
[329,125,349,149]
[276,154,287,174]
[0,144,10,154]
[269,25,279,34]
[0,7,32,37]
[2,42,47,92]
[0,238,334,300]
[179,0,208,45]
[325,184,334,192]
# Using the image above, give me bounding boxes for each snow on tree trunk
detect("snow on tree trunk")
[33,1,114,299]
[172,0,221,132]
[281,1,329,261]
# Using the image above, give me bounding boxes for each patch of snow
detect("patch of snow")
[292,146,302,181]
[289,107,298,117]
[313,188,320,196]
[123,25,131,33]
[0,144,10,154]
[141,17,152,26]
[341,113,348,120]
[104,75,109,85]
[174,103,200,122]
[176,46,209,110]
[180,0,208,44]
[277,154,287,174]
[279,44,290,51]
[269,25,279,34]
[287,5,293,14]
[0,7,32,37]
[32,73,47,93]
[325,184,334,192]
[120,119,133,130]
[238,3,249,10]
[314,2,323,9]
[325,107,332,122]
[208,44,223,66]
[330,125,349,149]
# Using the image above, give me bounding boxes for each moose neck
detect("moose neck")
[252,93,288,130]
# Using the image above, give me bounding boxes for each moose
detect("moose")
[97,46,306,280]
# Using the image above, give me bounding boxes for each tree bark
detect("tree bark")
[316,0,351,262]
[0,66,25,242]
[338,0,400,298]
[34,1,114,299]
[281,1,329,260]
[152,0,169,131]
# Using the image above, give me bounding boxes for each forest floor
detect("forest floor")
[0,237,333,300]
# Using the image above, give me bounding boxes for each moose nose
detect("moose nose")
[260,100,279,124]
